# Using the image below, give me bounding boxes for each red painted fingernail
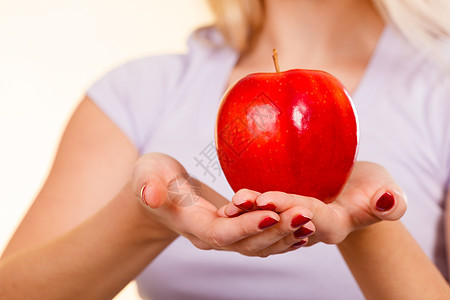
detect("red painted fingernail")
[258,203,276,211]
[294,227,314,239]
[292,240,307,248]
[291,215,311,228]
[258,217,278,230]
[376,192,395,212]
[236,200,254,211]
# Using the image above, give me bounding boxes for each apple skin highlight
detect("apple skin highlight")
[215,68,359,204]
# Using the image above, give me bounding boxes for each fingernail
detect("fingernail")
[376,192,395,212]
[291,215,311,228]
[258,203,276,211]
[258,217,278,230]
[236,200,253,211]
[140,184,149,206]
[227,211,243,218]
[292,240,307,248]
[294,227,314,239]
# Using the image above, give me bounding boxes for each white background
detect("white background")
[0,0,213,298]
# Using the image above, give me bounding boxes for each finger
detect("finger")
[370,187,407,221]
[183,209,280,248]
[222,202,243,218]
[139,174,168,209]
[223,189,262,217]
[263,192,350,245]
[132,152,188,193]
[255,192,349,244]
[216,205,229,218]
[291,239,309,249]
[257,237,310,257]
[229,206,314,255]
[257,221,315,256]
[255,191,314,218]
[132,153,190,209]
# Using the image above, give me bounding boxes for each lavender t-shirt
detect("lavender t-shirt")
[87,26,450,299]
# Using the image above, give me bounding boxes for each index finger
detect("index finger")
[182,205,280,248]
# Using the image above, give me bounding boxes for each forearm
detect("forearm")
[0,182,176,299]
[338,221,449,300]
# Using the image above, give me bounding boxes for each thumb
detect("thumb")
[132,153,192,209]
[132,156,171,209]
[370,187,408,221]
[138,174,168,209]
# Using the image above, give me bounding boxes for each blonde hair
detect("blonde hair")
[207,0,264,53]
[373,0,450,59]
[207,0,450,59]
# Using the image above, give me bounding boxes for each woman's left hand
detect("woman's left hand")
[218,161,408,246]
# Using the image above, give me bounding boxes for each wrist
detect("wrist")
[337,220,388,250]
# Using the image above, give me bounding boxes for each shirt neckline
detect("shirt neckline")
[210,25,397,110]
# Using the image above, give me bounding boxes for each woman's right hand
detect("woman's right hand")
[131,152,306,257]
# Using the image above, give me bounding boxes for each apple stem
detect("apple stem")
[272,49,280,73]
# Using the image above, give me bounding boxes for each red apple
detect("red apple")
[215,50,359,203]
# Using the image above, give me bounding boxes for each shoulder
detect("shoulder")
[88,26,235,100]
[86,26,237,152]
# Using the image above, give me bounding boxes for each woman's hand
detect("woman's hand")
[219,161,408,246]
[131,152,308,257]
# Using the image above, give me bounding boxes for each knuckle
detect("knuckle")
[262,191,285,199]
[240,243,260,255]
[239,220,254,237]
[270,223,287,236]
[208,227,228,248]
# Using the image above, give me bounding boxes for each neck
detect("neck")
[245,0,384,71]
[230,0,385,93]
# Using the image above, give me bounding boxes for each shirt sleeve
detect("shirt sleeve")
[86,61,142,149]
[85,55,187,153]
